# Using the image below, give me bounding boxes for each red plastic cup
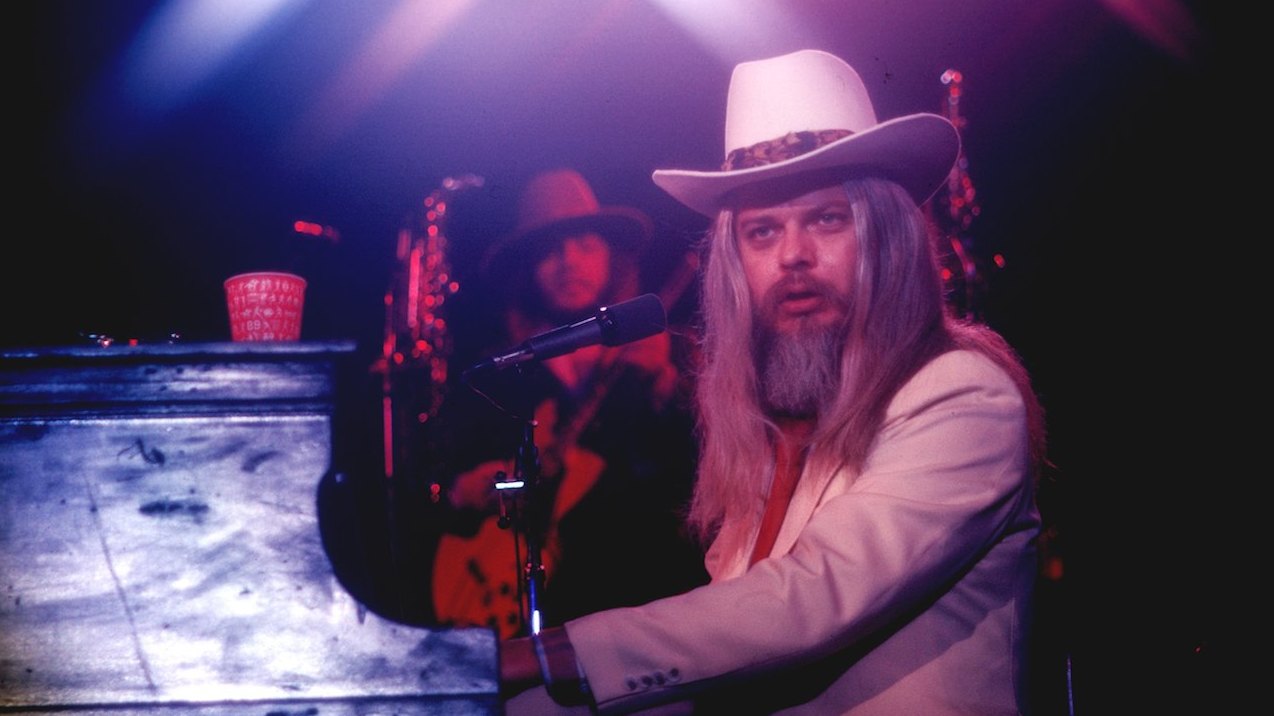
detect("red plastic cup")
[223,271,307,341]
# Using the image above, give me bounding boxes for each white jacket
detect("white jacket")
[518,349,1039,715]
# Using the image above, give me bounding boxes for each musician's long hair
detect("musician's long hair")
[688,176,1046,543]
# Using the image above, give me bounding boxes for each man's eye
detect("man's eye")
[746,226,775,242]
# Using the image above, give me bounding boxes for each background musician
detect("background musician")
[424,168,708,638]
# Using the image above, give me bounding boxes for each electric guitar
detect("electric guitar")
[430,252,699,639]
[430,396,606,638]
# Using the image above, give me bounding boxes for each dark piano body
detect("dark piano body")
[0,341,498,715]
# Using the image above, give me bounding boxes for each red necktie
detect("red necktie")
[749,421,813,566]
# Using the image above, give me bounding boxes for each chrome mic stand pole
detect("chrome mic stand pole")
[494,408,551,636]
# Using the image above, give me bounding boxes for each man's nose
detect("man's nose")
[559,239,588,266]
[778,227,815,268]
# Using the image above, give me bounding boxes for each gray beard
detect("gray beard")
[754,323,843,418]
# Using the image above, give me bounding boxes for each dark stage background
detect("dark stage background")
[13,1,1225,712]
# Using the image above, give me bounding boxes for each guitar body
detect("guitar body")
[431,433,604,639]
[431,514,547,638]
[432,252,700,638]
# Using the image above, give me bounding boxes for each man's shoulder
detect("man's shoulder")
[924,347,1010,378]
[894,348,1021,409]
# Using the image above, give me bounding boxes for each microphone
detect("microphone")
[464,293,666,378]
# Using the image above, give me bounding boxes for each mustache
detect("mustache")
[757,274,850,319]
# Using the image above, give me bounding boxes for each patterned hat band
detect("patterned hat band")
[721,129,853,171]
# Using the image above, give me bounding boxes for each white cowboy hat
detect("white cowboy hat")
[652,49,960,217]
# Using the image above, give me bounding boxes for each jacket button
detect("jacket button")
[625,677,638,691]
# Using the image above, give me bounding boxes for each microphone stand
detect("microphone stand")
[461,293,669,635]
[459,357,557,638]
[496,397,552,637]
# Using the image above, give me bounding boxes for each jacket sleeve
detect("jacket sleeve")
[563,350,1036,714]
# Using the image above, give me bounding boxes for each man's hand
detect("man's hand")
[500,636,542,699]
[448,459,512,512]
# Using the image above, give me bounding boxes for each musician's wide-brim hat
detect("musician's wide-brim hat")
[652,49,961,217]
[482,168,652,278]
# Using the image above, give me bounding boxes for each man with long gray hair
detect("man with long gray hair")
[501,48,1048,715]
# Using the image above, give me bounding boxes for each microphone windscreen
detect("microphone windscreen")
[600,293,666,346]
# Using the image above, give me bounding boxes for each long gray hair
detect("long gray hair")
[687,176,1046,543]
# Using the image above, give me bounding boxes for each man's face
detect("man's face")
[534,232,612,315]
[734,179,857,335]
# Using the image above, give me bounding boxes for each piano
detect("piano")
[0,341,499,714]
